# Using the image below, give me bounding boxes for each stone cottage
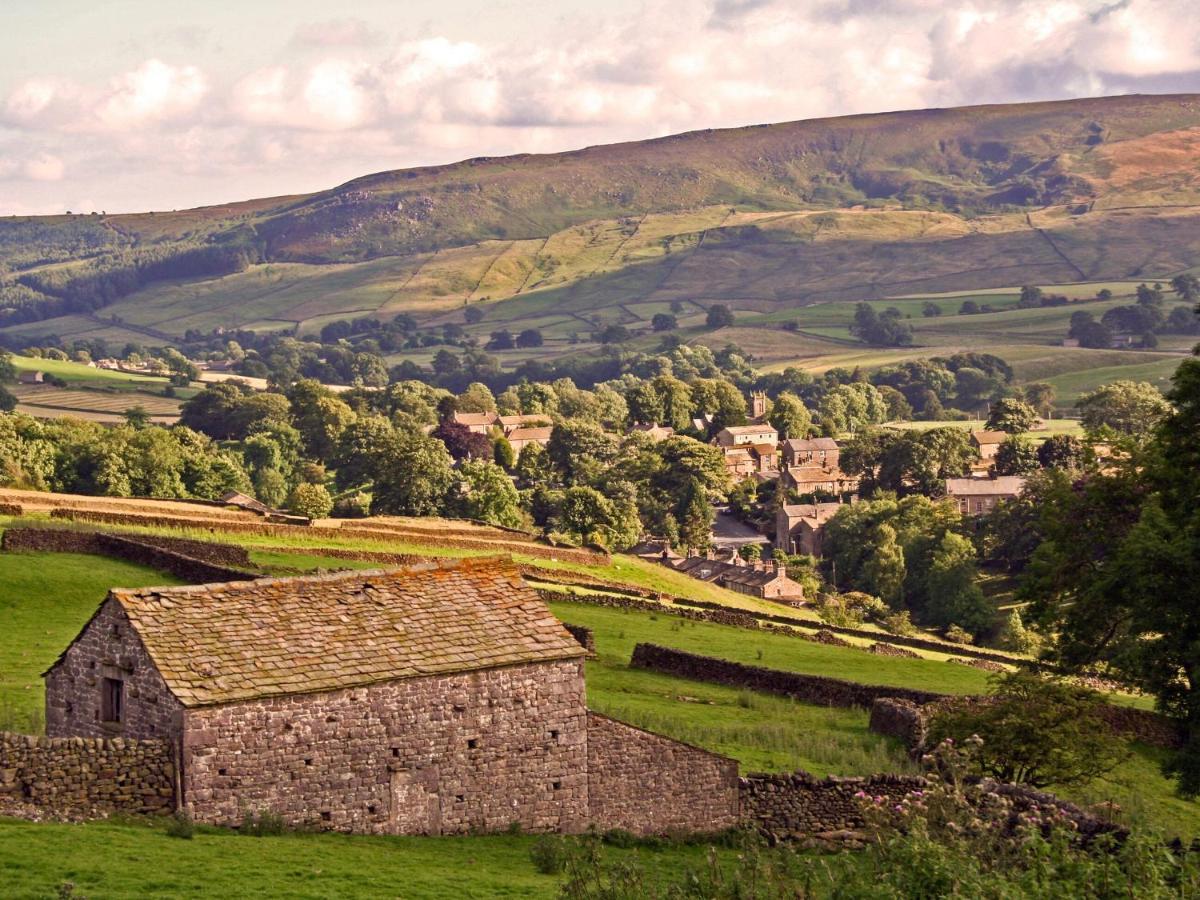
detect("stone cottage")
[43,557,738,836]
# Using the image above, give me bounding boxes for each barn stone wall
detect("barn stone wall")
[585,712,740,835]
[44,597,185,742]
[0,731,174,817]
[180,659,590,835]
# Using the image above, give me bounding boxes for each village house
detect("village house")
[506,425,554,454]
[775,501,844,557]
[498,414,552,432]
[945,475,1026,516]
[722,443,779,482]
[781,437,839,470]
[671,551,805,604]
[715,424,779,448]
[969,430,1008,461]
[451,411,499,434]
[17,370,44,385]
[43,558,739,836]
[780,465,858,497]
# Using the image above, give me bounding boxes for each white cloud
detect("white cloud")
[95,59,208,128]
[23,153,64,181]
[2,0,1200,213]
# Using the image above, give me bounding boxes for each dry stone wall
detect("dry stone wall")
[631,643,945,708]
[181,660,590,835]
[2,527,255,583]
[741,771,924,840]
[0,731,174,817]
[586,712,740,835]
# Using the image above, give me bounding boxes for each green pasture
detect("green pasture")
[0,551,182,732]
[0,820,737,899]
[10,355,169,389]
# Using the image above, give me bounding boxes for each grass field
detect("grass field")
[0,819,744,899]
[0,551,182,732]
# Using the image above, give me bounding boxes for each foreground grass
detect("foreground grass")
[0,818,737,900]
[0,551,182,732]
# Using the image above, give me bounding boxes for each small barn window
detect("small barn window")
[101,677,123,723]
[467,738,478,750]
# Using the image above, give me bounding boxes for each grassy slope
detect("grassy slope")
[0,552,182,731]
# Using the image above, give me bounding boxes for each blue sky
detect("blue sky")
[1,0,1197,214]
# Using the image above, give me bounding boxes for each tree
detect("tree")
[921,302,942,318]
[287,380,355,462]
[1036,434,1085,470]
[705,304,734,329]
[1017,285,1043,309]
[927,672,1125,788]
[456,382,497,413]
[1076,380,1171,437]
[651,313,677,332]
[1022,382,1056,417]
[432,420,493,461]
[985,398,1037,434]
[959,300,980,315]
[925,531,990,635]
[1025,356,1200,793]
[850,303,912,346]
[677,478,714,549]
[370,431,455,516]
[739,542,762,561]
[432,349,462,376]
[992,437,1039,476]
[515,328,544,349]
[333,415,394,490]
[862,523,906,605]
[546,422,619,484]
[1171,273,1200,304]
[599,324,630,344]
[287,482,333,519]
[123,406,151,429]
[1075,319,1114,349]
[449,459,524,529]
[463,305,484,324]
[767,392,812,440]
[487,329,515,351]
[556,486,616,546]
[493,435,515,470]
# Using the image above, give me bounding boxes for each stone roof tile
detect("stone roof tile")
[110,557,583,708]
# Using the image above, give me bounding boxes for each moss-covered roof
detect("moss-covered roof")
[110,557,583,708]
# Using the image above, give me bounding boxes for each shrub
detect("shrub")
[530,834,569,874]
[287,482,333,520]
[331,491,370,519]
[943,624,973,644]
[926,672,1127,788]
[165,811,195,840]
[882,610,917,636]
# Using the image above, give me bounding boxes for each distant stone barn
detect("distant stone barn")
[44,557,738,835]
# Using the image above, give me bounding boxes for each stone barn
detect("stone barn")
[43,557,739,835]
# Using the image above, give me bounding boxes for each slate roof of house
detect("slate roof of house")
[945,476,1026,496]
[719,425,779,436]
[783,438,838,452]
[499,414,552,428]
[452,412,498,427]
[101,557,584,708]
[780,501,843,522]
[786,466,846,484]
[505,426,554,442]
[970,430,1008,445]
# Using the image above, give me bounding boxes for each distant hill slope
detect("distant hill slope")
[2,93,1199,346]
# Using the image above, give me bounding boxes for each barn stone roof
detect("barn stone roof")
[105,557,584,708]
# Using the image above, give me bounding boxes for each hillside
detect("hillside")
[1,94,1199,378]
